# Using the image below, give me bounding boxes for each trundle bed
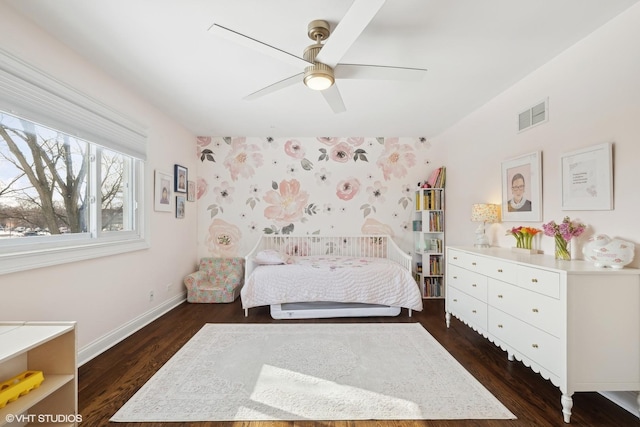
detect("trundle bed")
[241,234,423,319]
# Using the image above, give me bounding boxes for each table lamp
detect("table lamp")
[471,204,500,248]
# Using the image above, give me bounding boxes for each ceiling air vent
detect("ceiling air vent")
[518,98,548,132]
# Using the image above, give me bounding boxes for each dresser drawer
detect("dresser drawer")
[447,287,487,332]
[488,308,561,376]
[488,279,561,337]
[479,257,517,283]
[448,249,491,274]
[447,264,488,302]
[516,265,560,298]
[447,249,470,268]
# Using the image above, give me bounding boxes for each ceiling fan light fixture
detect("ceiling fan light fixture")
[304,66,334,91]
[303,43,335,91]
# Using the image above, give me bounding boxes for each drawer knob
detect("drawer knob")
[472,310,477,313]
[531,278,538,283]
[453,276,458,279]
[532,308,539,313]
[472,283,477,287]
[497,269,503,273]
[453,256,458,260]
[453,299,458,302]
[532,344,539,349]
[498,324,503,328]
[497,294,503,298]
[471,262,477,266]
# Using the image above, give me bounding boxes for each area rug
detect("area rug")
[111,323,515,422]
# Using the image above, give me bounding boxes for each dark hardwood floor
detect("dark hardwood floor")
[78,299,639,427]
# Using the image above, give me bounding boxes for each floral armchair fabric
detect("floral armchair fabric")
[184,257,245,303]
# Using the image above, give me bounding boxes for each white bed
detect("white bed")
[242,234,423,319]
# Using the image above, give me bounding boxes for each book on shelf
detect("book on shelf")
[428,211,443,231]
[425,238,442,253]
[426,166,446,189]
[429,256,442,275]
[423,277,443,297]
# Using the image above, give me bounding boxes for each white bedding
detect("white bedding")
[241,255,423,312]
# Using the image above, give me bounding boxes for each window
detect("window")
[0,49,148,275]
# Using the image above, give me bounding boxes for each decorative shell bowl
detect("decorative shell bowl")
[582,234,634,269]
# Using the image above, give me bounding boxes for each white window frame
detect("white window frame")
[0,49,149,275]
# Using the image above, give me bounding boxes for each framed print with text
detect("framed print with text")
[561,142,613,210]
[501,151,542,222]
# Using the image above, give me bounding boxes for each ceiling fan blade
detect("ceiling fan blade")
[321,84,346,114]
[315,0,386,68]
[209,23,311,69]
[335,64,427,81]
[244,73,303,100]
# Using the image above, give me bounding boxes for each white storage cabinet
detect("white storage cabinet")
[445,247,639,423]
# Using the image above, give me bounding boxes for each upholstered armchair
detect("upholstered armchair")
[184,257,245,303]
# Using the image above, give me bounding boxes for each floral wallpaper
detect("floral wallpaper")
[196,136,434,258]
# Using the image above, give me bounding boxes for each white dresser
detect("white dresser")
[445,246,640,423]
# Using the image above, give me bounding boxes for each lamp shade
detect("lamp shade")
[471,204,500,223]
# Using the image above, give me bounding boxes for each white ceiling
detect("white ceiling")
[6,0,639,138]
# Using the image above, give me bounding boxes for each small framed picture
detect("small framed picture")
[174,164,188,193]
[187,180,195,202]
[501,151,542,222]
[176,196,185,219]
[154,170,172,212]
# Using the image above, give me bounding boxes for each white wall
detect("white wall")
[434,3,640,268]
[0,4,198,362]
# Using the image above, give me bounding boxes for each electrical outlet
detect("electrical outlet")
[149,290,154,302]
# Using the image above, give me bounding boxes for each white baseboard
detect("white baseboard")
[600,391,640,418]
[78,292,186,366]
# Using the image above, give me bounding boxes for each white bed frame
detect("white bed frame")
[243,234,413,319]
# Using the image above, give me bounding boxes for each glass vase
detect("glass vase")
[555,236,571,261]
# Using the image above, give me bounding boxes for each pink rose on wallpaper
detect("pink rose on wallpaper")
[197,136,211,147]
[317,137,338,146]
[284,139,306,159]
[347,137,365,146]
[361,217,394,236]
[223,137,264,181]
[376,137,416,180]
[196,177,208,200]
[330,142,353,163]
[206,219,241,257]
[336,177,361,201]
[264,179,310,224]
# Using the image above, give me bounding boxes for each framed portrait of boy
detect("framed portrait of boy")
[501,151,542,222]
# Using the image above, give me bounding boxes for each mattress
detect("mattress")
[241,255,423,312]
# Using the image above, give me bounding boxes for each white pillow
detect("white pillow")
[254,249,287,265]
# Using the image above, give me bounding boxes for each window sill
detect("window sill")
[0,237,150,275]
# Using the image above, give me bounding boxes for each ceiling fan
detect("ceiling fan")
[208,0,427,113]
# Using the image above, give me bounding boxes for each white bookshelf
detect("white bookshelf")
[0,322,77,427]
[413,187,445,298]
